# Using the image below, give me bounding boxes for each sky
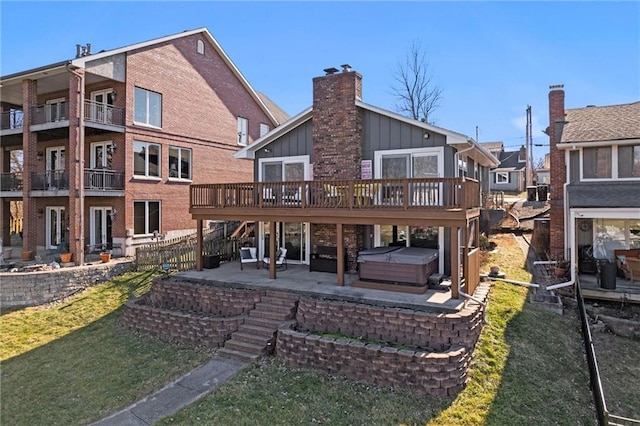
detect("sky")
[1,1,639,163]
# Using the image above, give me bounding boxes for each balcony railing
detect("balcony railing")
[84,169,124,190]
[31,170,69,191]
[191,178,480,211]
[0,110,24,130]
[0,172,23,191]
[84,100,125,126]
[31,102,69,125]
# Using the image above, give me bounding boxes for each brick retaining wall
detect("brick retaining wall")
[0,260,135,310]
[277,326,470,396]
[119,296,243,347]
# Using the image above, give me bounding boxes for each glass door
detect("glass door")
[46,146,65,189]
[90,90,115,124]
[283,222,306,262]
[89,207,113,250]
[46,206,66,249]
[45,98,65,122]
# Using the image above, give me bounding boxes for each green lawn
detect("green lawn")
[1,235,599,425]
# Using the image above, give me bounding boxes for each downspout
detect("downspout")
[66,63,85,266]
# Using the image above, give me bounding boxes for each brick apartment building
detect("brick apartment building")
[0,28,285,264]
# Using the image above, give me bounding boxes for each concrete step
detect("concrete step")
[217,347,260,363]
[233,332,273,346]
[224,339,266,355]
[238,323,278,338]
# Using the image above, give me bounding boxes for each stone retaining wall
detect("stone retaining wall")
[277,326,470,396]
[119,296,243,347]
[148,277,263,316]
[0,260,135,310]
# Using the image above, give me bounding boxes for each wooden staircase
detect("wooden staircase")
[218,291,299,363]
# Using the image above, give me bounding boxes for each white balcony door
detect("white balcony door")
[45,98,65,122]
[46,206,66,249]
[46,146,65,189]
[90,141,114,169]
[89,207,113,248]
[90,90,114,124]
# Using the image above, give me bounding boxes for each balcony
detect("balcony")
[84,100,125,133]
[0,172,23,193]
[191,177,480,227]
[1,110,23,131]
[84,169,124,191]
[31,170,69,191]
[31,102,69,126]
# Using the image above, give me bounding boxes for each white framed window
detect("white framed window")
[133,141,161,178]
[45,98,66,122]
[133,200,160,236]
[169,146,192,180]
[258,155,310,182]
[134,87,162,127]
[90,141,114,169]
[496,172,509,184]
[237,116,248,146]
[374,147,443,179]
[197,40,205,55]
[89,90,115,124]
[259,123,270,137]
[618,144,640,179]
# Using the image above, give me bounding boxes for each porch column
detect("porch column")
[196,219,203,270]
[451,227,460,299]
[22,78,37,256]
[269,221,276,279]
[336,223,344,286]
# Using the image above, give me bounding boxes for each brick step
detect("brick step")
[233,331,273,346]
[243,316,282,329]
[224,339,266,354]
[254,302,296,317]
[260,295,299,307]
[250,309,290,321]
[217,347,260,363]
[238,323,278,338]
[263,291,300,302]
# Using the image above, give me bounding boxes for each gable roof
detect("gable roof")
[491,150,525,172]
[1,28,283,126]
[480,141,504,153]
[235,101,499,167]
[560,101,640,144]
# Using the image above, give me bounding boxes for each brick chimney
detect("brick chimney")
[312,65,363,180]
[547,84,566,259]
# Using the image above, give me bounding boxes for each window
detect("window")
[237,117,248,146]
[133,141,161,178]
[583,147,612,179]
[376,148,442,179]
[197,40,205,55]
[618,145,640,178]
[169,146,192,179]
[134,87,162,127]
[90,141,114,169]
[496,172,509,184]
[134,201,160,236]
[259,123,270,137]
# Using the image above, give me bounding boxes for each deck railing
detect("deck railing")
[84,100,125,126]
[0,110,23,130]
[31,102,69,125]
[84,169,124,190]
[1,172,23,191]
[31,170,69,190]
[191,178,480,211]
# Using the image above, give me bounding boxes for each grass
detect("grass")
[0,270,212,426]
[160,234,596,425]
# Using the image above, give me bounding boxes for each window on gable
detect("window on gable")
[169,146,192,180]
[134,87,162,127]
[133,200,160,236]
[496,172,509,184]
[259,123,270,137]
[197,40,205,55]
[133,141,161,178]
[583,147,612,179]
[618,144,640,178]
[237,117,248,146]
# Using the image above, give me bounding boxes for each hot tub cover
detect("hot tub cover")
[357,246,438,265]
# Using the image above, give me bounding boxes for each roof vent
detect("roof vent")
[323,67,339,75]
[341,64,352,73]
[586,105,596,108]
[75,43,92,58]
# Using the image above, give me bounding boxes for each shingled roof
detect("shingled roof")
[560,101,640,143]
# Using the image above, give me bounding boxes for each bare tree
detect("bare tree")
[534,156,546,171]
[391,40,443,124]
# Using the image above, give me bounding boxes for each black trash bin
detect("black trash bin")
[596,259,617,290]
[526,186,537,202]
[537,185,548,201]
[203,254,220,269]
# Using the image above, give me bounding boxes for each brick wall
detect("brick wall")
[277,326,469,396]
[548,85,566,259]
[0,260,134,310]
[294,289,487,351]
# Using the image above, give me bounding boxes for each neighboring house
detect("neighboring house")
[191,66,499,298]
[547,84,640,279]
[481,141,527,193]
[535,153,550,185]
[0,28,281,264]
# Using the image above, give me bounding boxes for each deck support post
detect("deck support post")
[451,226,460,299]
[337,223,344,286]
[196,219,203,271]
[269,221,277,279]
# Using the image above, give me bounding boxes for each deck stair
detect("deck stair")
[218,291,299,362]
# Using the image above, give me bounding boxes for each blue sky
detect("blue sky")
[2,1,639,163]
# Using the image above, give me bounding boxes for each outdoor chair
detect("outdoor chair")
[262,247,288,270]
[239,247,259,270]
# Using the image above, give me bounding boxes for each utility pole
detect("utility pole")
[525,105,533,187]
